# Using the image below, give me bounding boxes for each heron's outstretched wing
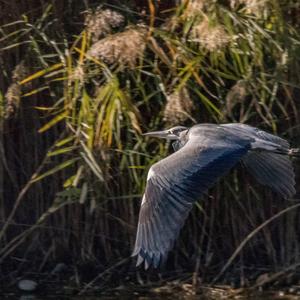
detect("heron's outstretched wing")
[242,152,296,198]
[222,124,296,197]
[132,134,251,269]
[221,123,290,148]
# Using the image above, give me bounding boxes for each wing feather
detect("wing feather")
[221,123,290,148]
[242,152,296,198]
[133,134,251,268]
[133,123,297,268]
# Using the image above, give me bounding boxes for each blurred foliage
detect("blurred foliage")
[1,0,300,292]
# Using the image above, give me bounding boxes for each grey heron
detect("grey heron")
[132,123,299,269]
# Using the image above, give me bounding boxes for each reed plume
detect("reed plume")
[85,8,125,42]
[87,26,147,69]
[5,60,29,119]
[190,19,230,51]
[163,87,195,125]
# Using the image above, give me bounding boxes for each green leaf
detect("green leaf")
[38,111,68,133]
[47,146,76,157]
[80,142,104,182]
[19,63,63,85]
[30,158,79,183]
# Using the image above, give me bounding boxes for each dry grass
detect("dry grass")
[0,0,300,295]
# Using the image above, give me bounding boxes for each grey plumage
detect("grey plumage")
[242,152,296,198]
[133,123,299,269]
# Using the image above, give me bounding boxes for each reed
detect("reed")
[1,0,300,294]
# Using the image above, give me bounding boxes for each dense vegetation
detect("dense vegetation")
[1,0,300,295]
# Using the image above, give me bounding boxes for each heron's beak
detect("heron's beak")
[142,130,177,140]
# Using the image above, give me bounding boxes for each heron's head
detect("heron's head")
[142,126,188,140]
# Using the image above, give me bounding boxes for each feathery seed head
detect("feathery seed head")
[163,88,195,125]
[226,80,248,109]
[5,83,21,119]
[85,8,125,42]
[87,26,147,69]
[71,65,85,82]
[223,80,249,121]
[230,0,270,16]
[190,19,230,51]
[12,61,28,81]
[5,61,30,119]
[183,0,205,19]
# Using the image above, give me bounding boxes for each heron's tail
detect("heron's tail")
[289,148,300,157]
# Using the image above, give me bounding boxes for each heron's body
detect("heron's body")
[133,123,299,269]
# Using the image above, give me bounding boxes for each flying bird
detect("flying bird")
[132,123,299,269]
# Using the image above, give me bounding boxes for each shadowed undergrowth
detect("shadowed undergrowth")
[1,0,300,294]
